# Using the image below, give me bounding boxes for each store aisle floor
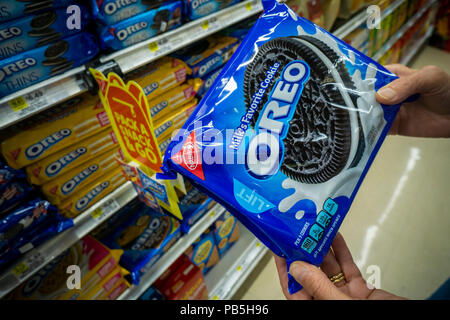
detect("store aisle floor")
[232,46,450,300]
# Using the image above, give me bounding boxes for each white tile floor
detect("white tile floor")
[232,46,450,300]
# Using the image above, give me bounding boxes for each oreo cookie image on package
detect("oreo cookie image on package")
[162,0,403,294]
[0,0,73,23]
[0,32,98,97]
[0,6,91,59]
[97,1,183,51]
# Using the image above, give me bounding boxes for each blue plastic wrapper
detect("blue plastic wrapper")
[0,163,26,193]
[0,5,91,60]
[162,0,402,294]
[0,181,32,215]
[0,32,99,97]
[101,203,181,284]
[0,0,74,23]
[0,199,50,253]
[91,0,176,25]
[97,1,183,50]
[0,202,73,270]
[197,66,223,97]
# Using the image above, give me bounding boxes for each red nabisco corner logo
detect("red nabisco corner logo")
[172,131,204,180]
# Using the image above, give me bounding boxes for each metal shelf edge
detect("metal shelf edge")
[0,181,136,298]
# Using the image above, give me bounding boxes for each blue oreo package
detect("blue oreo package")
[0,6,91,60]
[97,1,183,50]
[91,0,177,25]
[0,0,74,23]
[162,0,402,294]
[184,0,241,20]
[101,203,181,284]
[0,32,98,97]
[171,35,238,78]
[0,163,26,193]
[197,66,223,97]
[0,201,73,270]
[0,181,32,215]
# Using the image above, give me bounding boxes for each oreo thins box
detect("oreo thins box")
[162,0,402,294]
[101,203,181,284]
[0,6,91,60]
[0,32,98,97]
[0,0,73,23]
[91,0,176,25]
[98,1,183,50]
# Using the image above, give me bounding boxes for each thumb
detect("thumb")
[289,261,350,300]
[376,65,447,105]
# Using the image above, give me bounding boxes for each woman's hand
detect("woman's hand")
[376,64,450,138]
[274,233,406,300]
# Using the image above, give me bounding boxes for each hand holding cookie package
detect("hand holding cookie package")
[162,0,402,294]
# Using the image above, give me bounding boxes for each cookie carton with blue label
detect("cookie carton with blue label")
[213,211,240,257]
[171,35,239,78]
[98,1,183,50]
[91,0,178,25]
[0,6,91,60]
[100,203,181,284]
[185,228,220,275]
[0,32,98,97]
[0,0,74,23]
[184,0,242,20]
[162,0,402,293]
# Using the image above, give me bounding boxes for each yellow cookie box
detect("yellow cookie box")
[148,78,202,124]
[41,148,121,205]
[1,93,110,169]
[105,278,131,300]
[154,99,198,143]
[129,56,191,100]
[26,128,119,185]
[77,266,129,300]
[59,168,126,218]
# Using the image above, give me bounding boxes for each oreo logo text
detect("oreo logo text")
[116,21,147,40]
[198,56,220,77]
[0,58,36,82]
[45,146,87,177]
[192,0,210,10]
[104,0,137,15]
[61,164,98,195]
[75,181,109,211]
[25,129,71,160]
[0,26,22,40]
[247,61,310,177]
[150,100,168,117]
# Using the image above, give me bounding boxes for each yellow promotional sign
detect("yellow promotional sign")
[89,68,162,176]
[89,68,183,220]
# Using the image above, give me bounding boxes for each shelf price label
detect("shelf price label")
[12,252,44,281]
[148,41,159,52]
[91,198,120,221]
[8,96,28,112]
[201,20,209,30]
[245,2,252,10]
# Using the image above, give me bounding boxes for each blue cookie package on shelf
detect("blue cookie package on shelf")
[97,1,183,50]
[161,0,403,294]
[0,163,32,215]
[0,32,99,97]
[184,0,242,20]
[171,35,239,78]
[100,203,181,284]
[197,66,223,97]
[0,0,74,23]
[91,0,177,25]
[0,6,91,60]
[0,199,73,271]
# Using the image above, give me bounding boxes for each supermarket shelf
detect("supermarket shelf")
[119,203,226,300]
[205,222,268,300]
[334,0,407,39]
[0,66,87,130]
[0,181,137,299]
[400,26,434,65]
[372,0,437,61]
[100,0,262,74]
